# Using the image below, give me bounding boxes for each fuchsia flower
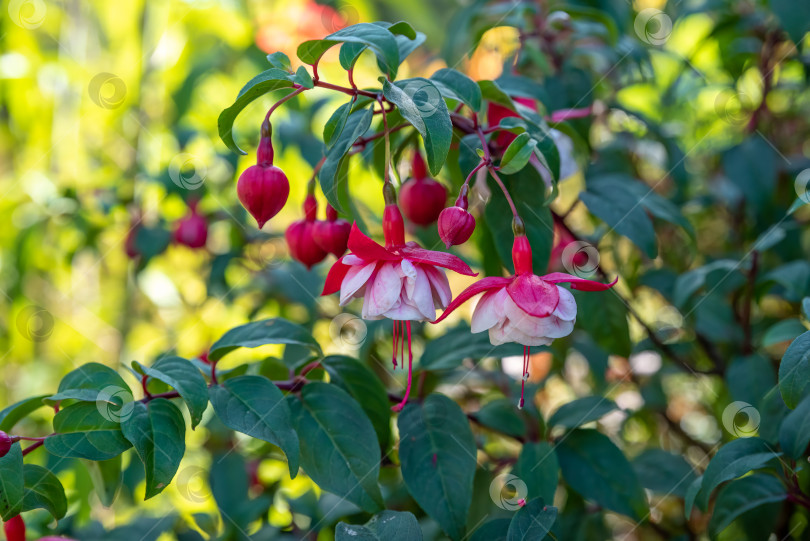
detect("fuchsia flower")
[323,203,476,411]
[434,234,616,407]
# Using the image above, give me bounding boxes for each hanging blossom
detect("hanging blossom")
[322,197,477,411]
[434,231,616,408]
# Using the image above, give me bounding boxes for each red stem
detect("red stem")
[264,86,306,123]
[314,80,379,99]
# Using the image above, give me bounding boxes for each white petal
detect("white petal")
[552,286,577,321]
[400,259,417,281]
[424,265,452,309]
[365,262,402,317]
[342,254,365,266]
[471,288,506,333]
[383,299,426,320]
[339,262,377,305]
[406,267,435,320]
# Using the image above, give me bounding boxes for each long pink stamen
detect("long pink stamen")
[392,321,413,412]
[400,320,406,369]
[392,321,399,368]
[519,345,530,409]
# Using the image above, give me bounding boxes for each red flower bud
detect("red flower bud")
[398,151,447,226]
[312,205,351,257]
[285,195,327,269]
[438,206,476,248]
[0,431,12,458]
[173,201,208,249]
[3,515,25,541]
[124,227,140,259]
[512,234,534,275]
[487,97,538,148]
[383,203,406,249]
[237,122,289,229]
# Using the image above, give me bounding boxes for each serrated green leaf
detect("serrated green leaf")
[557,429,648,520]
[133,356,208,429]
[209,375,299,477]
[708,474,786,538]
[336,510,422,540]
[398,394,476,540]
[121,399,186,499]
[548,396,618,430]
[382,78,452,176]
[0,443,23,521]
[209,318,321,361]
[45,402,132,461]
[507,498,557,541]
[431,68,482,111]
[291,382,383,512]
[22,464,67,520]
[779,331,810,408]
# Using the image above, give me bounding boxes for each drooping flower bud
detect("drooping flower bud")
[0,431,12,458]
[312,204,351,257]
[285,195,327,269]
[173,200,208,249]
[383,201,406,250]
[512,222,533,275]
[398,151,447,226]
[3,514,25,541]
[438,186,475,248]
[237,120,290,229]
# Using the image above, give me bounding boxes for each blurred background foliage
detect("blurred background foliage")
[3,0,810,539]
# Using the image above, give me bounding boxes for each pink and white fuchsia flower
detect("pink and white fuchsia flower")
[434,234,616,407]
[323,203,477,411]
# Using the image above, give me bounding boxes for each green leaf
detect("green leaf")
[133,356,208,429]
[209,375,299,477]
[479,80,516,110]
[292,66,314,89]
[21,464,67,520]
[696,437,781,511]
[779,330,810,408]
[632,449,697,498]
[398,394,477,540]
[499,133,537,175]
[45,402,132,461]
[470,519,510,541]
[336,510,422,540]
[0,395,47,432]
[708,474,787,538]
[778,394,810,459]
[556,429,648,520]
[209,318,321,361]
[324,100,353,148]
[46,362,130,405]
[684,475,703,517]
[473,399,526,438]
[421,324,522,370]
[382,78,452,175]
[291,382,383,512]
[121,399,186,499]
[513,442,559,504]
[770,0,810,44]
[573,290,631,357]
[507,498,557,541]
[85,456,122,507]
[217,69,295,154]
[548,396,618,430]
[430,68,482,112]
[320,107,374,211]
[0,443,23,521]
[802,297,810,320]
[266,52,292,71]
[298,23,400,78]
[580,176,658,257]
[321,355,391,448]
[723,137,776,211]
